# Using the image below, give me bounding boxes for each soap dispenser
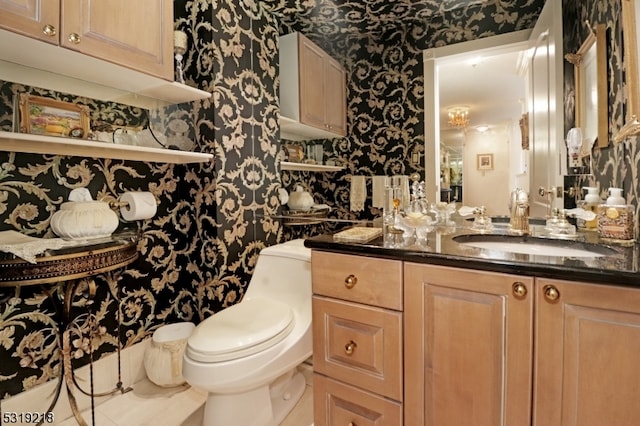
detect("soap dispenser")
[577,187,600,230]
[597,187,635,243]
[606,187,625,205]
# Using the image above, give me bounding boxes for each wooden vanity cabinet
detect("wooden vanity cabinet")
[534,278,640,426]
[404,262,640,426]
[404,263,534,426]
[0,0,173,80]
[311,251,403,425]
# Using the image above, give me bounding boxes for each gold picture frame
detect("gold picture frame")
[477,153,493,170]
[19,94,90,139]
[614,0,640,142]
[565,23,608,148]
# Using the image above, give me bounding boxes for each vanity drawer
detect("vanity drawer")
[311,251,403,310]
[313,295,403,401]
[314,373,403,426]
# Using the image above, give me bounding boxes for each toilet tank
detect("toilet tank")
[244,239,312,304]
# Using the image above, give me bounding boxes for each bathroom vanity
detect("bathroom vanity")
[306,225,640,426]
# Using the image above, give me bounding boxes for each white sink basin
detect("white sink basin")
[453,235,617,258]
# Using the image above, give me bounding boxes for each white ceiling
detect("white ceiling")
[438,48,527,151]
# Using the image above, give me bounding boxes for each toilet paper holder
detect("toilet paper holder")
[102,191,159,221]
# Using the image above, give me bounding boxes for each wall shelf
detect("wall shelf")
[0,29,211,110]
[281,161,344,172]
[0,132,213,164]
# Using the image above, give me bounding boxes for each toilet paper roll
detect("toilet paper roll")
[120,191,157,221]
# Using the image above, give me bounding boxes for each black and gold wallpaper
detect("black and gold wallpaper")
[0,0,636,406]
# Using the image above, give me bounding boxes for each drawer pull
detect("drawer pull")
[42,24,57,37]
[345,340,357,355]
[512,282,527,299]
[68,33,81,44]
[344,274,358,289]
[544,285,560,302]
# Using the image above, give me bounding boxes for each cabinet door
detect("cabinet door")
[0,0,59,44]
[61,0,173,80]
[534,278,640,426]
[324,56,347,136]
[298,33,328,131]
[404,263,534,426]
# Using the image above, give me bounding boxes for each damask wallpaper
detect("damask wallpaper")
[0,0,636,409]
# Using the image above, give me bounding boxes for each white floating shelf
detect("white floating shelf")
[0,29,211,110]
[281,161,344,172]
[0,132,213,164]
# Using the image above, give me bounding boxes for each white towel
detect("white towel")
[350,176,366,211]
[372,176,388,208]
[0,230,85,264]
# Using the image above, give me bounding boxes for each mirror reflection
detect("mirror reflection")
[438,43,528,216]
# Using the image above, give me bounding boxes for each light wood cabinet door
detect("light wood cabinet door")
[404,263,534,426]
[314,374,402,426]
[0,0,59,44]
[298,34,326,131]
[297,32,347,137]
[534,278,640,426]
[324,55,347,136]
[61,0,173,80]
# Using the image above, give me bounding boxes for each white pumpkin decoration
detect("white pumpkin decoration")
[51,201,119,240]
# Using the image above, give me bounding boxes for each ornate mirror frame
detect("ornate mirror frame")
[615,0,640,142]
[565,23,608,149]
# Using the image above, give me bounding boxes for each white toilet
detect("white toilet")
[182,239,312,426]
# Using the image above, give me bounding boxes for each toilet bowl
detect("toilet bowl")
[182,239,312,426]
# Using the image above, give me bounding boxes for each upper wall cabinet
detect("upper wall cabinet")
[0,0,171,79]
[280,32,347,141]
[0,0,210,109]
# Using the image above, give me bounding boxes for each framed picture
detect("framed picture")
[19,94,90,139]
[477,153,494,170]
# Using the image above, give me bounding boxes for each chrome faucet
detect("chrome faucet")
[509,188,530,234]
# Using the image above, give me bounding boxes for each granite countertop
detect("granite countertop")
[304,219,640,287]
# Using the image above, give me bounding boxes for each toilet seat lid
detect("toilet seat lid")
[186,298,294,362]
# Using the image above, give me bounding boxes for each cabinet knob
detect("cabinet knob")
[344,340,357,355]
[512,282,528,299]
[68,33,81,44]
[42,24,57,37]
[344,274,358,289]
[543,285,560,302]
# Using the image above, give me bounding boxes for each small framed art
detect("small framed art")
[477,153,494,170]
[19,94,90,139]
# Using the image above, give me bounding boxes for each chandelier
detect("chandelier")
[448,107,470,129]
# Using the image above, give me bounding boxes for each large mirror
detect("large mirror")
[565,23,608,150]
[616,0,640,141]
